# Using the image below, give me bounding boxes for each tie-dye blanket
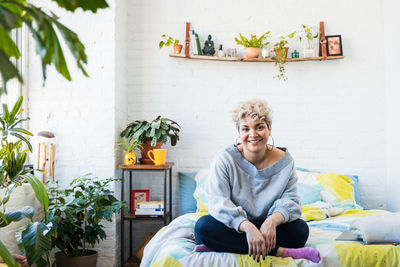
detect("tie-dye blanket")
[141,210,400,267]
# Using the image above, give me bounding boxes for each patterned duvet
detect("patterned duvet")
[141,210,400,267]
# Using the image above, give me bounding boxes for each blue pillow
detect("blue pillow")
[296,167,363,207]
[298,183,322,205]
[178,172,198,214]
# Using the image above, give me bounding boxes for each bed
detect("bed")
[140,169,400,267]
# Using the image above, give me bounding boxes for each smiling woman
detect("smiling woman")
[193,99,321,264]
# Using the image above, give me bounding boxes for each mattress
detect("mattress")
[141,210,400,267]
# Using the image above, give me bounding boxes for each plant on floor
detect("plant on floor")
[46,175,126,258]
[0,0,109,95]
[0,96,51,267]
[121,116,181,147]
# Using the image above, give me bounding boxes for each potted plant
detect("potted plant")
[234,32,270,58]
[159,35,183,54]
[46,175,126,267]
[120,116,180,164]
[297,24,319,58]
[0,97,52,267]
[116,137,142,165]
[272,32,296,81]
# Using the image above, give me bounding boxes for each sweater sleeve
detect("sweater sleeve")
[205,154,248,232]
[267,164,301,223]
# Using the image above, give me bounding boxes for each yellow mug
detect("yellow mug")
[148,149,167,165]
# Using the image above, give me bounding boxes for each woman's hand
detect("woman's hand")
[239,220,267,262]
[260,212,284,254]
[260,219,277,254]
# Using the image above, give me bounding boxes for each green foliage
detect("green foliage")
[0,240,19,267]
[271,32,295,81]
[120,116,181,147]
[46,175,126,257]
[0,0,109,95]
[159,34,179,48]
[298,24,319,42]
[115,137,142,153]
[234,32,270,48]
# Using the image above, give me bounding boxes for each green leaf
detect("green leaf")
[0,27,21,58]
[9,95,23,121]
[0,50,22,93]
[22,173,49,210]
[0,240,19,267]
[50,0,109,13]
[10,132,32,151]
[5,206,34,222]
[16,222,53,266]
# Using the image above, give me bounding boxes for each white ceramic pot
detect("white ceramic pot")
[303,48,315,58]
[261,47,270,58]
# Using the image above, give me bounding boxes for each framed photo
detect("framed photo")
[326,35,343,56]
[131,189,149,214]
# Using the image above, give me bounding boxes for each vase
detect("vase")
[55,250,97,267]
[274,47,289,61]
[261,47,270,58]
[124,152,136,165]
[244,47,260,58]
[173,44,183,54]
[140,141,163,164]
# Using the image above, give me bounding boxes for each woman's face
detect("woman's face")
[238,116,270,154]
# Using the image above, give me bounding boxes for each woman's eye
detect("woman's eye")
[257,126,265,130]
[241,128,248,132]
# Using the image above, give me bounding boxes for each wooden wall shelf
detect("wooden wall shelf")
[169,53,344,62]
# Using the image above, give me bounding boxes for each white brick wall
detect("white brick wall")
[22,0,400,266]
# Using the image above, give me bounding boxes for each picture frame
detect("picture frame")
[326,35,343,56]
[131,189,150,214]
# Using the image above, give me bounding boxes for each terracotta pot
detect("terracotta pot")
[55,250,97,267]
[124,152,136,165]
[244,47,260,58]
[274,47,289,61]
[140,141,163,164]
[173,44,183,54]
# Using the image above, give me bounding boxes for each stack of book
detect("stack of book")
[135,201,164,216]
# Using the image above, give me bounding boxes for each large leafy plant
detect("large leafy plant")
[0,96,50,267]
[0,0,109,95]
[120,116,181,147]
[46,175,126,257]
[234,32,270,48]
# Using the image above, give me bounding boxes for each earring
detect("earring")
[234,138,242,147]
[267,136,274,151]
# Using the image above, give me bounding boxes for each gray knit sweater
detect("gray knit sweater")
[204,145,301,232]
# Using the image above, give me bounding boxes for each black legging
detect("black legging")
[194,215,309,255]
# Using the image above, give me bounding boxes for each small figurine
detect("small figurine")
[217,44,225,57]
[291,50,299,58]
[202,35,215,56]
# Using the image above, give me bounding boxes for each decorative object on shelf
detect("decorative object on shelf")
[159,34,183,54]
[319,21,327,59]
[217,44,225,57]
[131,189,150,214]
[195,33,202,55]
[37,130,56,182]
[291,50,299,58]
[116,137,142,165]
[47,176,126,267]
[120,116,180,164]
[202,35,216,56]
[261,47,270,58]
[185,22,191,57]
[326,35,343,56]
[297,24,319,58]
[136,232,156,261]
[234,32,270,58]
[226,48,237,57]
[273,38,290,81]
[190,30,198,55]
[148,149,167,165]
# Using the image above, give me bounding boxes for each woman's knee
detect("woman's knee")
[195,215,215,237]
[295,219,309,246]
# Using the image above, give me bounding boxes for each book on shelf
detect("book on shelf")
[136,201,164,209]
[135,208,164,216]
[195,33,202,55]
[190,30,198,55]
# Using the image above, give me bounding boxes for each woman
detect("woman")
[194,99,320,263]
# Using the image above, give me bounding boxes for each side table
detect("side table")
[120,162,174,266]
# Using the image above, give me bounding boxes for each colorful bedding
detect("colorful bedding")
[141,210,400,267]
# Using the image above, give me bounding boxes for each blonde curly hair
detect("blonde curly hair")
[232,99,273,130]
